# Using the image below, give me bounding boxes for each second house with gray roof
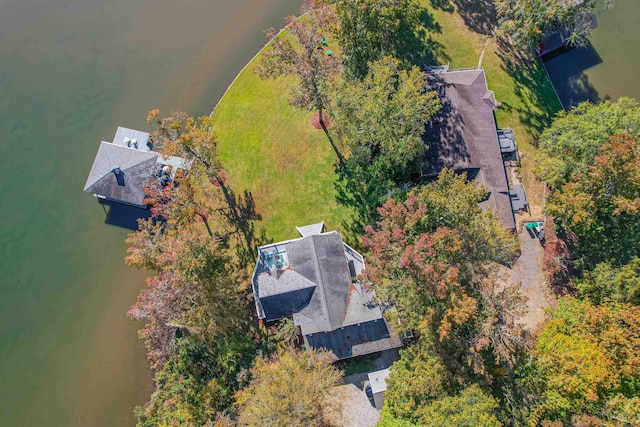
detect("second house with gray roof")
[252,222,402,362]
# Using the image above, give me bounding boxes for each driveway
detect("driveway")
[500,223,557,331]
[324,382,380,427]
[324,349,400,427]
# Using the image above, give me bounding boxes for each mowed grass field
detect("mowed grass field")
[212,65,352,242]
[212,1,562,242]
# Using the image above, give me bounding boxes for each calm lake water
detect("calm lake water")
[584,0,640,101]
[0,0,299,425]
[543,0,640,107]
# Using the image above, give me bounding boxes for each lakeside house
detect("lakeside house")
[251,222,402,362]
[425,67,516,230]
[84,127,189,208]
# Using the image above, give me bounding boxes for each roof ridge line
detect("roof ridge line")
[84,149,158,191]
[310,235,335,331]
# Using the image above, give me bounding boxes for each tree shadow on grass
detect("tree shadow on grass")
[217,183,269,271]
[452,0,497,36]
[316,123,374,249]
[321,120,345,168]
[496,38,564,141]
[396,7,449,68]
[430,0,454,12]
[334,170,378,250]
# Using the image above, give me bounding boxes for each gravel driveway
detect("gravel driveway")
[324,381,380,427]
[324,350,400,426]
[500,224,557,331]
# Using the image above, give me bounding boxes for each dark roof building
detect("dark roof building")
[425,68,516,230]
[84,127,189,208]
[252,222,402,361]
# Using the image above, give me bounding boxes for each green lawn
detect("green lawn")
[212,2,562,241]
[212,63,351,242]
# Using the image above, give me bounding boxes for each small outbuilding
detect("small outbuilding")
[84,127,189,208]
[367,368,391,410]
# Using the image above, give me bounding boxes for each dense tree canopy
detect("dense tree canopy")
[335,56,440,175]
[363,170,524,378]
[333,0,422,80]
[417,385,503,427]
[381,384,503,427]
[534,98,640,191]
[235,348,342,427]
[136,335,255,427]
[383,339,450,422]
[334,56,440,222]
[577,257,640,305]
[496,0,613,51]
[525,298,640,425]
[546,133,640,269]
[126,223,245,369]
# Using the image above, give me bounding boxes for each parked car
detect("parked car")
[497,128,517,154]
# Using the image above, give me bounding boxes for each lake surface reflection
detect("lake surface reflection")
[543,0,640,108]
[0,1,299,425]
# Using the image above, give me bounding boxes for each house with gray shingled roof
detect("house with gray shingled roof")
[425,68,516,230]
[84,127,189,208]
[252,222,402,362]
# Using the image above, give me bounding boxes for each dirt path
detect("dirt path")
[498,133,555,331]
[500,226,557,331]
[477,37,493,68]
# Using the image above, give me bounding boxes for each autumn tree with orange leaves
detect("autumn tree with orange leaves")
[146,109,222,181]
[363,170,524,380]
[125,109,266,425]
[546,133,640,270]
[126,223,245,369]
[525,298,640,426]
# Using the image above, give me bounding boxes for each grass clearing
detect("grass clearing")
[213,60,351,242]
[213,2,562,240]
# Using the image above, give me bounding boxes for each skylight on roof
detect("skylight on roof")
[261,249,289,270]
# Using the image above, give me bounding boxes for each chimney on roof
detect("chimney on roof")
[483,90,500,109]
[112,167,125,186]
